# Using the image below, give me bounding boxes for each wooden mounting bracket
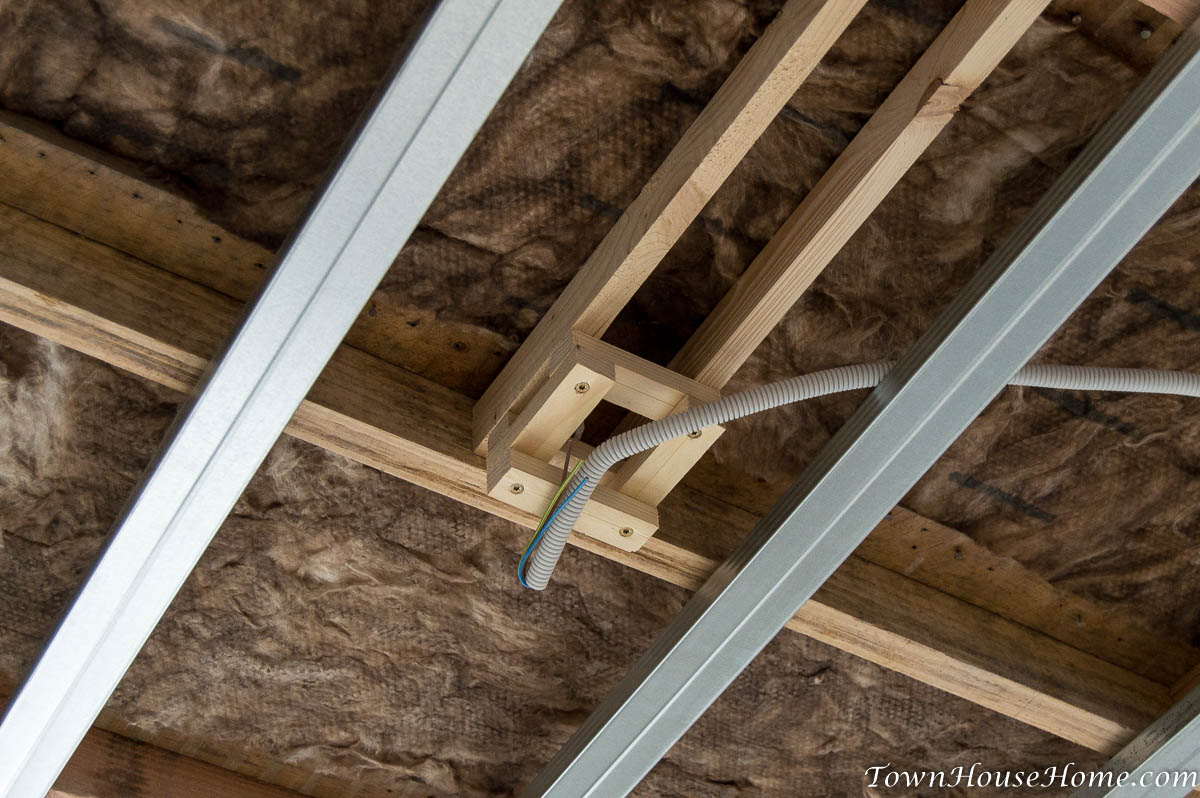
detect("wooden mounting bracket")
[485,331,723,550]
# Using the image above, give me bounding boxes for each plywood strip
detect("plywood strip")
[0,198,1178,755]
[670,0,1052,387]
[470,0,868,450]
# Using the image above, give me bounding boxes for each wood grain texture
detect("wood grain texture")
[611,397,726,505]
[574,531,1167,755]
[0,674,335,798]
[573,332,720,420]
[0,112,512,396]
[1143,0,1200,24]
[0,198,1184,755]
[489,448,657,550]
[677,458,1200,689]
[670,0,1052,388]
[53,726,309,798]
[509,353,614,461]
[470,0,868,450]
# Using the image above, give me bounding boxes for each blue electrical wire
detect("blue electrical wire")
[518,477,589,589]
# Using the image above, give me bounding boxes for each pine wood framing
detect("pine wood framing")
[52,727,309,798]
[483,331,721,544]
[484,0,1053,520]
[1,126,1195,757]
[470,0,868,451]
[670,0,1051,387]
[3,0,1200,790]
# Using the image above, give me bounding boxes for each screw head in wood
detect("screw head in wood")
[1070,13,1082,25]
[1139,25,1153,39]
[574,381,590,394]
[687,430,702,439]
[618,527,634,538]
[510,483,524,494]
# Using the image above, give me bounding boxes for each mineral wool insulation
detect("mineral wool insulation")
[1,0,1198,795]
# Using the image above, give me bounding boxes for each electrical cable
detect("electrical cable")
[519,361,1200,590]
[517,460,584,588]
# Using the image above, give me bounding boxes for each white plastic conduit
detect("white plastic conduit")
[523,362,1200,590]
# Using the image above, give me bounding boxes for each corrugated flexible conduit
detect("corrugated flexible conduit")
[521,362,1200,590]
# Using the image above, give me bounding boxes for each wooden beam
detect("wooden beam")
[610,397,725,505]
[669,0,1051,387]
[0,111,512,397]
[1142,0,1200,26]
[0,677,317,798]
[470,0,868,450]
[600,534,1167,755]
[0,198,1180,756]
[506,341,615,462]
[672,457,1200,690]
[600,0,1054,512]
[52,726,309,798]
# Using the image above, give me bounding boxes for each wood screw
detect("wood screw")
[687,430,702,439]
[510,483,524,494]
[574,382,590,394]
[618,527,634,538]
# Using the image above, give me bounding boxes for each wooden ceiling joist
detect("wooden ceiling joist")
[52,726,308,798]
[0,677,332,798]
[3,0,1200,791]
[0,199,1162,755]
[477,0,1054,532]
[670,0,1050,387]
[470,0,868,451]
[1,117,1196,760]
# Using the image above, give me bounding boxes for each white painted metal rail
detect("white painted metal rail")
[0,1,562,794]
[524,17,1200,797]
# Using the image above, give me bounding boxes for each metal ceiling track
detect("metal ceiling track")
[0,1,563,794]
[524,18,1200,797]
[1072,683,1200,797]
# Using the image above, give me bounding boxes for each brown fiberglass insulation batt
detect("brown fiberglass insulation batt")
[0,326,1100,795]
[0,0,1197,793]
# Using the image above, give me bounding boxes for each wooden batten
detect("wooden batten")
[471,0,869,450]
[611,397,726,506]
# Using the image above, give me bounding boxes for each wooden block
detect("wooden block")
[508,342,615,460]
[470,0,867,449]
[573,331,718,419]
[612,409,726,505]
[487,448,658,551]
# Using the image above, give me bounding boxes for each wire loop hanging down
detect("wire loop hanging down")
[519,362,1200,590]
